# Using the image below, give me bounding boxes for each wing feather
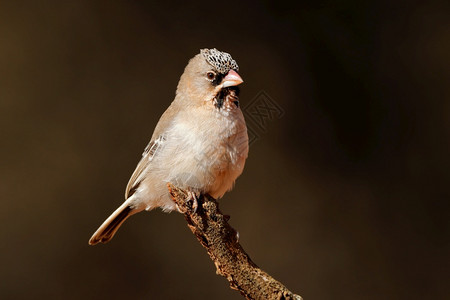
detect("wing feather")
[125,135,165,199]
[124,101,179,199]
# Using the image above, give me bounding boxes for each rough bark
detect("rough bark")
[168,184,303,300]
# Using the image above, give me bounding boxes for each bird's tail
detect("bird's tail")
[89,202,137,245]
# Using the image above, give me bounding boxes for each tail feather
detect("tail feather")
[89,203,135,245]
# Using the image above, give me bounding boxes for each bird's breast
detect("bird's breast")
[160,104,248,196]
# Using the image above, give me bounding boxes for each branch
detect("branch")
[168,184,303,300]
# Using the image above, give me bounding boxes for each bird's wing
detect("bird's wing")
[125,135,165,199]
[124,100,180,199]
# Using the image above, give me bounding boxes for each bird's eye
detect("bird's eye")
[206,72,216,81]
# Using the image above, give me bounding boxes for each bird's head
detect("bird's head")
[176,48,243,105]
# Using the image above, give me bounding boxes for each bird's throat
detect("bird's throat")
[214,87,240,110]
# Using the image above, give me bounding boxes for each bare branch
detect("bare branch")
[168,184,303,300]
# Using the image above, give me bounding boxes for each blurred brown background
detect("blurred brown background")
[1,0,449,299]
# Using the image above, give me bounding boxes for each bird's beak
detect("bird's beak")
[222,69,243,88]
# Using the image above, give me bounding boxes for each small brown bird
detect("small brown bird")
[89,48,248,245]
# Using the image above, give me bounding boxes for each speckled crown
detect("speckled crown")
[201,48,239,74]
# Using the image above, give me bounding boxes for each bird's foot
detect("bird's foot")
[187,190,199,213]
[172,186,199,214]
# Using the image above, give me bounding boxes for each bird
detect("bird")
[89,48,249,245]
